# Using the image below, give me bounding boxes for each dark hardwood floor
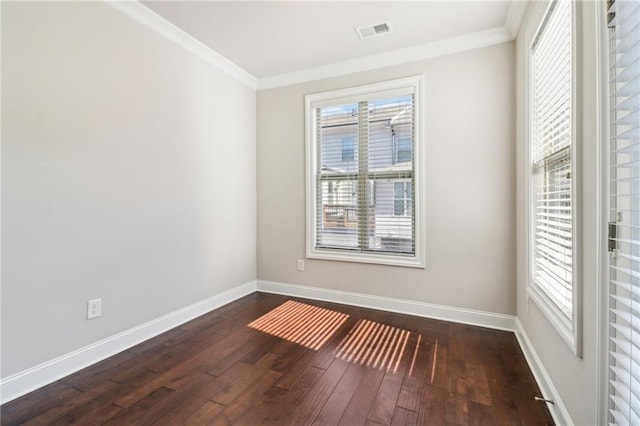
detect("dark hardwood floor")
[0,292,554,425]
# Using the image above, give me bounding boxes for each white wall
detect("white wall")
[515,2,600,424]
[1,2,256,377]
[257,42,516,316]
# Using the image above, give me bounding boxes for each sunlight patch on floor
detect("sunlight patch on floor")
[334,319,410,373]
[248,300,348,350]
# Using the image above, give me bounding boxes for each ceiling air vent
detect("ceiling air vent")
[355,21,392,39]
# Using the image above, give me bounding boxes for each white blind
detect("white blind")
[531,0,574,318]
[607,0,640,424]
[314,94,415,256]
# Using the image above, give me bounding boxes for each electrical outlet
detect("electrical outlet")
[297,259,305,271]
[87,298,102,320]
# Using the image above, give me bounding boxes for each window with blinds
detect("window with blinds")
[606,0,639,424]
[305,77,424,267]
[529,0,579,350]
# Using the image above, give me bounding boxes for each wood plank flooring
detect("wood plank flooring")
[0,292,554,425]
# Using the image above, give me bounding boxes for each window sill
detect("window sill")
[307,248,424,268]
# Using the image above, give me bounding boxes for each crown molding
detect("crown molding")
[107,1,257,90]
[107,1,524,91]
[257,26,512,90]
[505,0,530,38]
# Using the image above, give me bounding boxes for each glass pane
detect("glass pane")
[368,95,414,172]
[368,179,414,253]
[530,0,574,319]
[319,104,358,174]
[316,179,359,249]
[315,93,416,257]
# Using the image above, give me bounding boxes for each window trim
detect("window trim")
[526,0,583,356]
[305,76,425,268]
[595,1,609,423]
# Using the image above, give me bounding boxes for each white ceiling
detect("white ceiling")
[142,1,516,80]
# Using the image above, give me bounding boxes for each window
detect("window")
[395,138,412,164]
[605,1,639,424]
[394,182,412,216]
[528,0,581,352]
[341,137,355,161]
[305,76,424,267]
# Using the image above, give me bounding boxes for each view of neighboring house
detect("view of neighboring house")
[315,95,415,254]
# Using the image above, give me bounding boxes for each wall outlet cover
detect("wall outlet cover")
[87,298,102,320]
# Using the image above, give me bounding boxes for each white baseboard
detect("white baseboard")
[2,277,568,426]
[0,280,257,405]
[514,318,573,426]
[257,280,516,331]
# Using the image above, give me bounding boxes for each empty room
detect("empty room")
[1,0,638,425]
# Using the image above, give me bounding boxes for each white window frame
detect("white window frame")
[596,3,609,422]
[305,76,425,268]
[526,0,582,356]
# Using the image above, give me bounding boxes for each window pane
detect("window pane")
[368,95,414,172]
[316,97,416,255]
[368,179,414,253]
[319,104,358,174]
[308,77,422,265]
[530,0,574,319]
[533,159,572,316]
[317,178,359,249]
